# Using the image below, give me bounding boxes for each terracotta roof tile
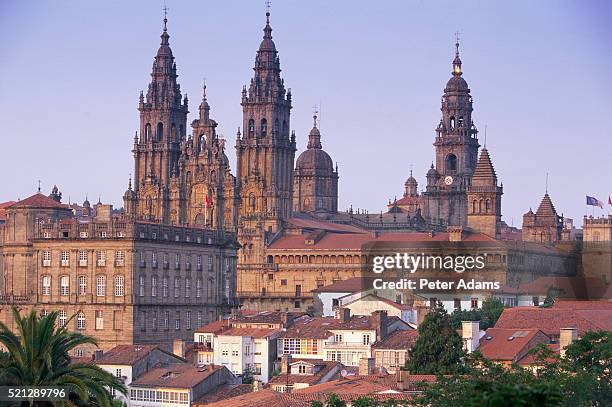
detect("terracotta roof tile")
[495,307,612,337]
[95,344,162,366]
[130,364,225,389]
[312,277,364,293]
[193,384,252,405]
[372,330,418,350]
[552,299,612,309]
[517,277,612,299]
[267,360,342,386]
[195,319,231,334]
[279,316,377,339]
[217,327,282,339]
[478,328,549,362]
[8,193,69,209]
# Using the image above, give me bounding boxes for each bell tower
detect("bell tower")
[131,15,188,223]
[236,11,296,236]
[467,147,503,238]
[424,37,480,227]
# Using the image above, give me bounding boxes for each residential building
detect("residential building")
[128,364,235,406]
[268,357,343,393]
[371,330,419,373]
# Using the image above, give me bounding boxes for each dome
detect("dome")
[296,148,333,172]
[445,75,469,92]
[427,165,438,178]
[404,175,417,187]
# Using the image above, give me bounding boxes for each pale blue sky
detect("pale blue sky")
[1,0,611,227]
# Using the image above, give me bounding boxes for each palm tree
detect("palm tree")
[0,307,126,406]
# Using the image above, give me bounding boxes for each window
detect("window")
[60,276,69,296]
[532,296,540,306]
[152,251,158,267]
[260,118,267,137]
[95,310,103,330]
[163,277,169,297]
[197,311,202,328]
[208,256,213,272]
[80,231,88,238]
[225,257,230,273]
[76,312,85,330]
[454,298,461,310]
[298,365,307,374]
[115,250,124,266]
[61,251,69,267]
[75,348,84,357]
[152,311,158,331]
[280,279,287,286]
[363,334,371,345]
[164,311,169,330]
[42,251,51,267]
[116,368,122,378]
[174,277,180,298]
[334,334,343,343]
[96,251,106,266]
[114,275,125,296]
[139,275,145,297]
[58,310,67,327]
[42,275,51,295]
[78,250,87,266]
[446,154,457,172]
[78,276,87,295]
[294,301,301,309]
[96,275,106,297]
[196,279,202,298]
[185,278,191,298]
[113,310,123,330]
[151,276,158,297]
[470,298,479,309]
[186,311,191,330]
[175,253,180,269]
[197,255,202,268]
[175,312,180,330]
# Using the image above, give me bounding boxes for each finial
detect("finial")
[128,174,133,191]
[410,164,413,177]
[455,31,460,56]
[163,3,169,31]
[265,0,271,21]
[484,124,487,148]
[312,105,319,128]
[37,180,41,193]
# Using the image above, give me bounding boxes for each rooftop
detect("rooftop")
[94,344,174,366]
[372,329,419,350]
[268,359,342,386]
[130,364,224,389]
[478,328,548,362]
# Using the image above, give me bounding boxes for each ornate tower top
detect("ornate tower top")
[307,113,322,149]
[452,33,462,76]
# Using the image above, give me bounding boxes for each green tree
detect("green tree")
[0,307,126,406]
[241,364,254,384]
[405,304,466,374]
[450,297,504,330]
[326,394,347,407]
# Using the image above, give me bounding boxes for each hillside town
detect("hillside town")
[0,5,611,407]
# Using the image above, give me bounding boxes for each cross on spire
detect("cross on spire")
[265,0,271,15]
[312,105,319,127]
[37,180,41,193]
[162,3,169,30]
[455,31,460,53]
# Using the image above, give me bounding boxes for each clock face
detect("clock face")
[444,176,454,185]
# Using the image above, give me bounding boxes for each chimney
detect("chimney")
[358,357,375,376]
[335,308,351,322]
[281,312,294,328]
[461,321,480,353]
[281,354,292,374]
[208,363,215,372]
[559,327,577,358]
[93,350,103,361]
[173,339,185,358]
[447,226,464,242]
[372,310,388,340]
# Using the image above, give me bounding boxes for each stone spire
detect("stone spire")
[452,35,462,76]
[536,193,558,217]
[145,15,184,110]
[471,147,497,185]
[199,82,210,122]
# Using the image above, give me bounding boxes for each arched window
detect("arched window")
[249,194,256,211]
[261,119,268,137]
[472,200,477,214]
[479,199,483,213]
[248,119,255,137]
[446,154,457,172]
[156,122,164,141]
[450,116,456,129]
[171,123,176,140]
[458,116,464,127]
[145,123,152,141]
[485,199,491,213]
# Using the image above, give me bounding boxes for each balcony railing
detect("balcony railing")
[0,295,32,304]
[237,291,313,299]
[324,341,371,348]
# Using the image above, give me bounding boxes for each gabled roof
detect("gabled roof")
[372,329,419,350]
[552,299,612,310]
[194,319,231,334]
[130,363,225,389]
[478,328,549,362]
[280,315,377,339]
[7,193,69,210]
[217,327,281,339]
[95,344,182,366]
[267,359,342,386]
[342,293,413,311]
